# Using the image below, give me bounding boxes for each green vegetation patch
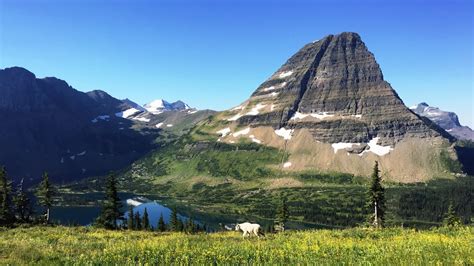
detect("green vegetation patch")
[0,226,472,265]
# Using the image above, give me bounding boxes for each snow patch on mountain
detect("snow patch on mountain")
[275,128,294,140]
[227,113,243,121]
[233,127,250,137]
[245,103,266,116]
[249,135,262,144]
[331,143,358,154]
[144,99,191,114]
[122,98,146,112]
[290,112,335,120]
[116,108,141,119]
[279,71,293,78]
[217,127,231,137]
[133,117,150,122]
[360,137,392,156]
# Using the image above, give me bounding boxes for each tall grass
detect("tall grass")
[0,226,472,265]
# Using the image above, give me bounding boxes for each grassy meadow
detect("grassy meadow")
[1,226,472,265]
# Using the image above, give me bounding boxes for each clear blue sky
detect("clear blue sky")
[1,0,473,126]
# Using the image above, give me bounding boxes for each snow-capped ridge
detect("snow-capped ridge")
[144,99,193,114]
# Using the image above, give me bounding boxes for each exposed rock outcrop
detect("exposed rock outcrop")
[229,32,452,146]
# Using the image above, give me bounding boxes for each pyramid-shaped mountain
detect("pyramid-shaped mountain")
[231,32,450,145]
[209,32,458,181]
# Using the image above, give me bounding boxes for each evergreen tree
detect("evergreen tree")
[178,218,184,232]
[366,161,386,228]
[36,172,54,224]
[157,213,166,232]
[170,207,179,231]
[186,217,195,234]
[142,208,150,230]
[443,203,462,227]
[0,166,13,225]
[13,178,31,222]
[96,173,123,229]
[127,205,134,230]
[134,212,142,230]
[275,196,289,232]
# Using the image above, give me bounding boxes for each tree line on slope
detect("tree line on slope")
[0,166,54,226]
[92,161,463,233]
[0,162,464,230]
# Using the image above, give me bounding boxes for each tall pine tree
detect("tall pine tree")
[275,195,289,232]
[157,212,166,232]
[366,161,386,228]
[0,166,13,225]
[134,212,141,230]
[443,202,462,227]
[96,173,123,229]
[13,178,31,222]
[127,205,134,230]
[142,208,150,230]
[170,207,179,231]
[36,172,54,224]
[186,217,195,234]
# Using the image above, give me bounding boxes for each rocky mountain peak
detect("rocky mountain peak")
[227,32,448,146]
[410,102,473,141]
[144,99,192,114]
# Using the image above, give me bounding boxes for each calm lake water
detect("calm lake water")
[51,200,193,227]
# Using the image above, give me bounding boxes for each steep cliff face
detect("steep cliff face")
[207,32,459,181]
[0,67,212,184]
[231,32,450,146]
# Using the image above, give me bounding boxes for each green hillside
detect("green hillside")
[59,127,474,228]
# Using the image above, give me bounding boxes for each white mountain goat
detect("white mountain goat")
[235,222,265,238]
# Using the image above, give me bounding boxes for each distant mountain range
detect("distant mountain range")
[0,66,213,184]
[1,34,472,185]
[144,99,191,114]
[410,103,474,141]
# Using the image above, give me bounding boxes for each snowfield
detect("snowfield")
[233,127,250,137]
[331,137,392,156]
[249,135,262,144]
[362,137,392,156]
[217,127,231,137]
[278,71,294,78]
[290,111,335,120]
[275,128,294,140]
[245,103,266,116]
[331,143,359,154]
[227,113,243,121]
[115,108,141,119]
[133,117,150,122]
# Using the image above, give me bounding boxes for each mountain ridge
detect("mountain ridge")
[0,66,212,184]
[410,102,474,141]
